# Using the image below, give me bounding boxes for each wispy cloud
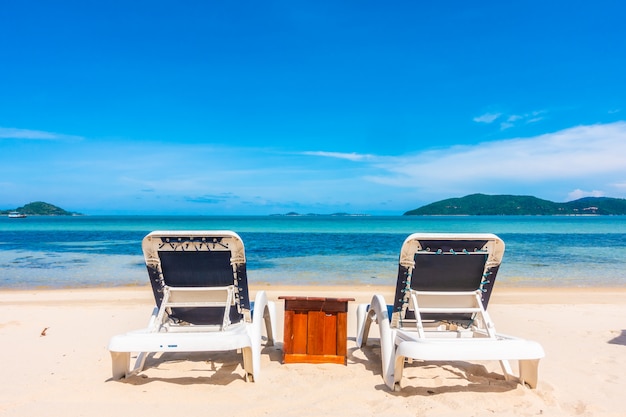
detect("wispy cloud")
[5,122,626,214]
[566,189,605,201]
[473,113,501,124]
[368,121,626,198]
[301,151,375,161]
[186,193,238,204]
[0,127,84,141]
[473,110,546,130]
[500,110,546,130]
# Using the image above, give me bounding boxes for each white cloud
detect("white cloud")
[473,113,501,123]
[301,151,374,161]
[566,189,605,201]
[367,122,626,196]
[500,112,545,129]
[526,110,546,124]
[475,110,546,130]
[0,127,84,141]
[6,121,626,214]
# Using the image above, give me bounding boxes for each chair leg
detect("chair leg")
[519,359,540,388]
[130,352,149,376]
[356,304,373,347]
[264,302,276,347]
[499,359,515,382]
[390,354,405,392]
[110,351,130,380]
[241,346,256,382]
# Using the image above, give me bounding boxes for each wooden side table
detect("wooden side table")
[279,296,355,365]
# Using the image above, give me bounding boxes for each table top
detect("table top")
[278,296,355,302]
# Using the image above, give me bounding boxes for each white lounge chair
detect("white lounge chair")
[356,233,544,391]
[108,230,276,382]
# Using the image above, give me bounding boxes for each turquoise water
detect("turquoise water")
[1,215,625,288]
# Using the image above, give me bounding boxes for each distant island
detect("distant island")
[5,196,626,217]
[404,194,626,215]
[1,201,80,216]
[271,212,369,217]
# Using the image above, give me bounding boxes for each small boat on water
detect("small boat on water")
[8,212,27,218]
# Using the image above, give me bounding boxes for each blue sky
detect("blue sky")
[1,1,625,215]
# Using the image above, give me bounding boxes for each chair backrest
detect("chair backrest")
[391,233,505,327]
[142,231,251,325]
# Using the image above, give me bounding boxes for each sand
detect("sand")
[1,285,625,417]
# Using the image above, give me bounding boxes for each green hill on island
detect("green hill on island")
[404,194,626,215]
[1,201,79,216]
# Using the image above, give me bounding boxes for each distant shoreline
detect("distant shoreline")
[4,213,626,217]
[2,279,625,291]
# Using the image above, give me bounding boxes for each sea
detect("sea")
[1,215,625,289]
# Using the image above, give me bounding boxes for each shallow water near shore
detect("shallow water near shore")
[1,215,625,288]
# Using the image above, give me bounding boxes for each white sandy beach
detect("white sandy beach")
[1,285,625,417]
